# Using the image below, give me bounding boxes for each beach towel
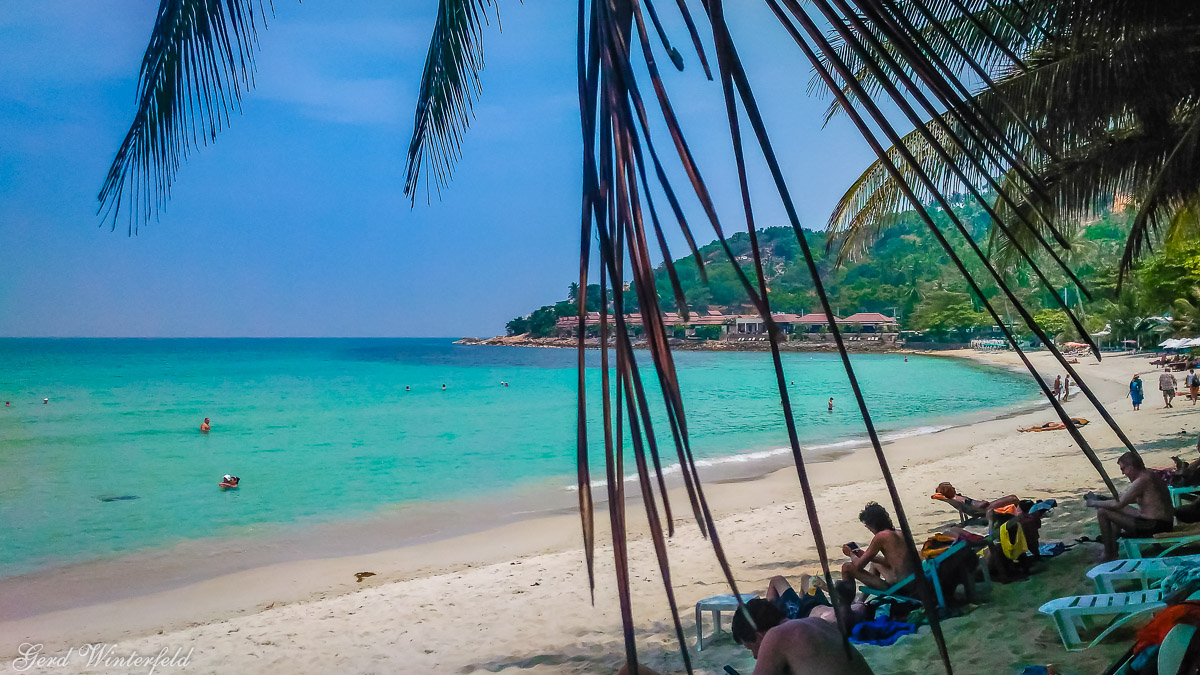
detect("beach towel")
[999,519,1029,561]
[1162,563,1200,600]
[1038,542,1068,557]
[848,616,917,646]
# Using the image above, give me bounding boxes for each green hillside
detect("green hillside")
[508,200,1200,344]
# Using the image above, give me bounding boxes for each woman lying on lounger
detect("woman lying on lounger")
[933,482,1019,525]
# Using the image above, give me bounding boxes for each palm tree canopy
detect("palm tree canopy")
[825,0,1200,282]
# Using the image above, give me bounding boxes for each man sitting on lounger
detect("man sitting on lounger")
[840,502,918,595]
[1086,451,1175,561]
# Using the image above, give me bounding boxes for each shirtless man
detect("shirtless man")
[200,417,211,432]
[1086,451,1174,561]
[614,600,874,675]
[840,502,917,594]
[731,598,874,675]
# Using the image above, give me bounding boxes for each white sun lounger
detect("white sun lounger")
[1120,531,1200,559]
[1038,589,1166,651]
[1086,554,1200,593]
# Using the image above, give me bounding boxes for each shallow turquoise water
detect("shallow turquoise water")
[0,338,1033,577]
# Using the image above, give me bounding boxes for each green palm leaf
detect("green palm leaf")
[404,0,500,205]
[99,0,270,234]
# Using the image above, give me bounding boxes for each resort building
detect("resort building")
[553,309,900,343]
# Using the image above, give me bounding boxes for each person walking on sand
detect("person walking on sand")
[1160,369,1179,408]
[1052,375,1063,401]
[1086,451,1174,562]
[1188,368,1200,405]
[1130,374,1144,411]
[200,417,211,432]
[1063,374,1072,401]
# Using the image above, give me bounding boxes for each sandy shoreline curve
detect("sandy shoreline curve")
[3,349,1198,674]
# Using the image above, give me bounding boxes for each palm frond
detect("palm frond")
[404,0,500,206]
[99,0,271,234]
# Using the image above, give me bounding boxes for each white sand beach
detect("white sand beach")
[3,350,1198,674]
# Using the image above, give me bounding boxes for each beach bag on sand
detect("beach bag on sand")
[921,533,958,560]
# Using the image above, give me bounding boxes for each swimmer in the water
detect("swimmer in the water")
[219,474,240,488]
[442,384,446,391]
[828,397,834,411]
[43,398,49,404]
[200,417,211,432]
[405,386,410,392]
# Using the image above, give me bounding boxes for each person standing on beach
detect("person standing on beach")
[1052,375,1063,401]
[1130,375,1144,411]
[1063,375,1072,401]
[1188,368,1200,405]
[1160,369,1179,408]
[1086,451,1174,562]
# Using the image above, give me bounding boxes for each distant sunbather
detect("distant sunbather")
[933,482,1019,526]
[1018,418,1089,432]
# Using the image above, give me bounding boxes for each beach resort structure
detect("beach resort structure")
[553,309,899,343]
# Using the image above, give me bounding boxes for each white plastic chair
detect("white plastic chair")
[694,593,757,651]
[1038,589,1165,651]
[1087,555,1200,593]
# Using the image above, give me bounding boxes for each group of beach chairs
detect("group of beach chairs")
[1039,485,1200,653]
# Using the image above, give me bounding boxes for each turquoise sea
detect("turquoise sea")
[0,339,1035,580]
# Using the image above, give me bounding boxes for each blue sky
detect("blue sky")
[0,1,887,337]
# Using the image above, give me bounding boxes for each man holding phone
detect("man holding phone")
[840,502,917,595]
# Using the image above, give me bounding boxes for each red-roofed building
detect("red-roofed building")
[839,312,899,333]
